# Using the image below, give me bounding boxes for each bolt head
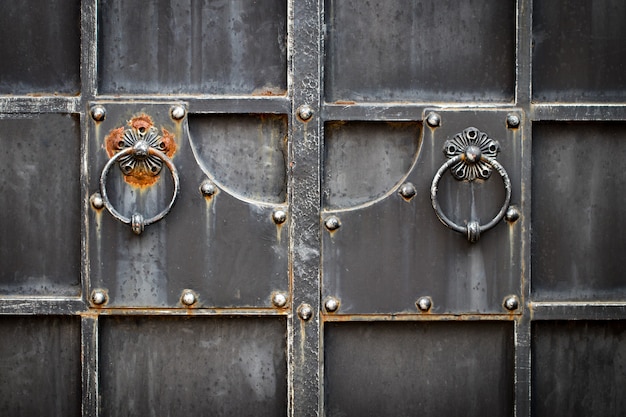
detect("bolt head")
[504,295,519,311]
[200,181,216,197]
[505,206,521,223]
[464,145,482,164]
[426,112,441,127]
[90,193,104,210]
[416,296,432,312]
[171,105,186,120]
[90,106,106,122]
[272,292,288,308]
[91,290,107,306]
[298,304,313,321]
[273,209,287,225]
[324,297,340,313]
[298,105,314,121]
[325,216,341,231]
[507,114,520,128]
[181,290,196,306]
[399,182,416,200]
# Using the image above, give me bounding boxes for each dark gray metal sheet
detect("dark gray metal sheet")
[99,316,287,417]
[325,321,514,417]
[98,0,287,95]
[532,321,626,416]
[533,0,626,102]
[88,103,288,308]
[0,0,80,95]
[0,115,81,295]
[531,123,626,301]
[325,0,515,102]
[322,109,523,314]
[0,316,81,417]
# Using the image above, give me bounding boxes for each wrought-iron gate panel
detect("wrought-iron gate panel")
[1,1,626,416]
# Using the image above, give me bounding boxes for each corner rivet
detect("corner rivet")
[324,297,340,313]
[273,209,287,225]
[399,182,417,200]
[298,105,314,121]
[416,296,432,312]
[324,216,341,231]
[181,289,197,307]
[505,206,521,223]
[90,193,104,210]
[504,295,520,311]
[272,292,288,308]
[91,289,108,306]
[200,181,216,197]
[90,106,106,122]
[426,112,441,128]
[298,304,313,321]
[171,105,186,120]
[507,114,520,128]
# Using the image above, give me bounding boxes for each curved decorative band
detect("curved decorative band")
[99,146,180,235]
[430,154,511,243]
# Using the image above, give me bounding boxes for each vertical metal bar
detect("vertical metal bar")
[514,316,532,417]
[515,0,533,107]
[289,0,323,415]
[81,316,99,417]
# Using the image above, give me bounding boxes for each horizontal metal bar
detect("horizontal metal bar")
[0,97,80,114]
[81,307,289,317]
[529,301,626,320]
[0,298,85,315]
[531,103,626,121]
[322,313,519,322]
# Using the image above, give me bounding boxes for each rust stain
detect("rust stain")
[104,114,177,187]
[334,100,356,105]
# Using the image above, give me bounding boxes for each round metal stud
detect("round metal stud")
[506,114,520,128]
[272,292,288,308]
[90,193,104,210]
[505,206,521,223]
[273,209,287,225]
[90,106,106,122]
[91,289,108,306]
[324,216,341,231]
[200,181,216,197]
[298,303,313,321]
[298,105,314,121]
[324,297,340,313]
[416,296,432,312]
[504,295,520,311]
[181,289,197,307]
[399,182,417,200]
[426,112,441,128]
[171,105,186,120]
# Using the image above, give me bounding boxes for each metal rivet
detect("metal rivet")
[131,213,145,235]
[298,105,313,121]
[272,292,288,308]
[507,114,520,128]
[324,216,341,231]
[298,303,313,321]
[426,112,441,128]
[505,206,521,223]
[90,106,106,122]
[416,296,432,312]
[91,289,108,306]
[90,193,104,210]
[181,289,197,306]
[171,105,186,120]
[504,295,519,311]
[399,182,416,200]
[273,209,287,225]
[324,297,340,313]
[200,181,216,197]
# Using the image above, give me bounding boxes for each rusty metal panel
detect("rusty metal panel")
[325,321,514,417]
[0,316,81,417]
[325,0,515,102]
[98,0,287,95]
[532,123,626,301]
[533,0,626,102]
[532,321,626,416]
[322,109,523,314]
[88,103,288,308]
[0,0,80,95]
[99,316,287,417]
[0,115,81,296]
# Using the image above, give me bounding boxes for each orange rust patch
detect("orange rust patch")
[105,126,124,158]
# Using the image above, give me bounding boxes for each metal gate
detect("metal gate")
[1,0,626,416]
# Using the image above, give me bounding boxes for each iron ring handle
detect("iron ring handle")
[430,154,511,242]
[99,147,180,235]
